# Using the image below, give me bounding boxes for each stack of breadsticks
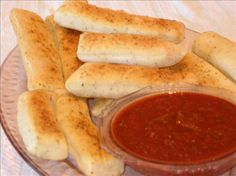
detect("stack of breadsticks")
[10,0,236,176]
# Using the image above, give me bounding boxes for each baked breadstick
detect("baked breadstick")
[45,15,83,80]
[10,9,64,90]
[66,52,236,98]
[91,98,114,118]
[192,31,236,82]
[17,90,68,160]
[54,1,185,43]
[78,33,185,67]
[55,94,124,176]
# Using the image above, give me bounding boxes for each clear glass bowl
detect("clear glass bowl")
[97,82,236,176]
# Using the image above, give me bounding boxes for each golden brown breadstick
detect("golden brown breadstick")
[55,94,124,176]
[45,15,83,80]
[10,9,64,90]
[17,90,68,160]
[54,1,185,43]
[78,33,185,67]
[66,53,236,98]
[193,31,236,82]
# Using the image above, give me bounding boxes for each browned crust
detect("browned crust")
[78,32,185,67]
[55,1,185,43]
[55,94,124,175]
[10,9,64,90]
[19,90,62,135]
[45,15,83,80]
[66,52,236,98]
[192,31,236,82]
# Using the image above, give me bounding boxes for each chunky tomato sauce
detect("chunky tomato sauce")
[111,93,236,164]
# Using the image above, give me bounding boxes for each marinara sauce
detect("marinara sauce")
[111,93,236,164]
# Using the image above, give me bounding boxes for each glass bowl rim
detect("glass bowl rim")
[97,82,236,172]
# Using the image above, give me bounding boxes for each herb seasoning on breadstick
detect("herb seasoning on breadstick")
[193,31,236,82]
[78,32,185,67]
[54,1,185,43]
[66,53,236,98]
[10,9,64,90]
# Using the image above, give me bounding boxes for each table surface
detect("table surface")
[1,1,236,176]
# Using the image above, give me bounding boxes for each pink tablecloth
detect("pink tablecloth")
[1,1,236,176]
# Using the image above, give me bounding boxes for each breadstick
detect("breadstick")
[17,90,68,160]
[91,98,114,118]
[55,94,124,176]
[45,15,83,80]
[78,33,185,67]
[66,53,236,98]
[54,1,185,43]
[193,31,236,82]
[10,9,64,90]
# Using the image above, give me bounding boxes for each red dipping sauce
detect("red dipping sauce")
[111,92,236,164]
